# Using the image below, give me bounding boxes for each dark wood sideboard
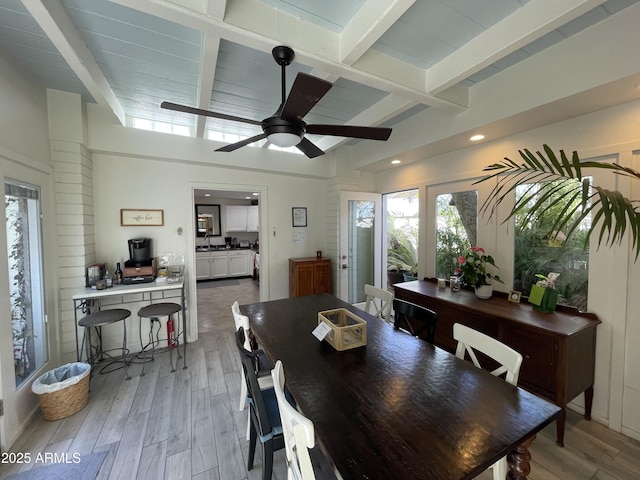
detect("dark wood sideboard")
[393,279,601,447]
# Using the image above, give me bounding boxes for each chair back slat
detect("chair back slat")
[392,298,438,343]
[453,323,523,386]
[362,284,394,320]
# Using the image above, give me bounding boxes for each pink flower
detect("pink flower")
[458,256,465,265]
[470,246,484,253]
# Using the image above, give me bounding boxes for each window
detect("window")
[386,190,419,282]
[435,191,477,278]
[5,180,47,387]
[132,117,191,136]
[514,179,590,310]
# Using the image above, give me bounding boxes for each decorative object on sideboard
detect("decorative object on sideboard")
[529,272,560,313]
[456,246,503,299]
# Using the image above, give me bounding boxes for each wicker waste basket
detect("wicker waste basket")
[31,362,91,421]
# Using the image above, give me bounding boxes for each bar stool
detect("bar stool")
[138,302,182,376]
[78,308,131,380]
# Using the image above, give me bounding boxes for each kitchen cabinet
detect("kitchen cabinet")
[210,251,229,278]
[228,251,250,276]
[393,279,601,447]
[226,205,259,232]
[195,252,211,280]
[289,257,332,297]
[196,249,253,280]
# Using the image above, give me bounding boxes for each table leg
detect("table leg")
[507,434,535,480]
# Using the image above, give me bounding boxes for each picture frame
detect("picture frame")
[120,209,164,226]
[292,207,307,227]
[508,290,522,304]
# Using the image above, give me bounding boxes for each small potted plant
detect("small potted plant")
[456,246,503,299]
[529,272,560,313]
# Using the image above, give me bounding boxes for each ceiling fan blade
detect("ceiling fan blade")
[161,101,262,126]
[306,124,392,141]
[296,138,325,158]
[280,73,332,122]
[215,133,267,153]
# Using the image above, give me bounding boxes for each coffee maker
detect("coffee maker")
[123,238,156,284]
[128,238,151,266]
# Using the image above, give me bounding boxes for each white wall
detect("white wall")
[375,99,640,440]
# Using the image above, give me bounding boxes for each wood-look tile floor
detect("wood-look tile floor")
[2,277,640,480]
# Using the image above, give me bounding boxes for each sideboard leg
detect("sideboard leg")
[584,386,594,421]
[555,409,565,447]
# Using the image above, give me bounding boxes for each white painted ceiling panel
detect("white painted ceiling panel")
[0,0,638,165]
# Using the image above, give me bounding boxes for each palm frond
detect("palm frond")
[474,145,640,260]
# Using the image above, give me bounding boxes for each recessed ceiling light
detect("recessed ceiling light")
[391,159,401,164]
[470,134,485,141]
[252,192,259,196]
[245,196,251,199]
[204,193,211,197]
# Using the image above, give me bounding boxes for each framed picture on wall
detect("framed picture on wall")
[292,207,307,227]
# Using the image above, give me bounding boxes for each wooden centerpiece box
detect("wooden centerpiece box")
[318,308,367,351]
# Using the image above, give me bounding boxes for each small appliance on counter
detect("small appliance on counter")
[123,238,156,284]
[239,240,250,248]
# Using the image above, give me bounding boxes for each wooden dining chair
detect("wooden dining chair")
[272,360,316,480]
[239,355,285,480]
[231,301,272,411]
[453,323,524,480]
[392,298,438,344]
[353,284,394,321]
[235,326,275,439]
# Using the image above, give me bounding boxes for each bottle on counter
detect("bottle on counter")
[104,264,113,288]
[114,262,123,285]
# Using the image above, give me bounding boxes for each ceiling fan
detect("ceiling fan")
[161,46,392,158]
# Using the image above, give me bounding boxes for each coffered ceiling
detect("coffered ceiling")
[1,0,639,170]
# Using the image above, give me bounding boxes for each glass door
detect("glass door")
[339,192,382,303]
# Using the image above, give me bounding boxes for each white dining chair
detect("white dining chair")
[272,360,317,480]
[453,323,523,480]
[231,301,274,440]
[352,284,394,321]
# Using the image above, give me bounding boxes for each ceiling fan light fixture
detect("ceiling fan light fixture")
[267,132,302,148]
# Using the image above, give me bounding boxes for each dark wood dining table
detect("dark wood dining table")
[241,294,562,480]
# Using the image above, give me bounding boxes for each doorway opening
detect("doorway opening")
[193,189,261,335]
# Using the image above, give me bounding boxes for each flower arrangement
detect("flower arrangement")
[535,272,560,288]
[456,246,504,288]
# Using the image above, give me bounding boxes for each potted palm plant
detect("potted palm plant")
[475,144,640,260]
[387,232,418,283]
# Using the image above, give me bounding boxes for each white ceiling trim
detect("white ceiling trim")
[112,0,466,111]
[427,0,607,95]
[22,0,126,124]
[339,0,415,66]
[206,0,227,19]
[196,32,220,138]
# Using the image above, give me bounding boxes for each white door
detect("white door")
[339,192,382,303]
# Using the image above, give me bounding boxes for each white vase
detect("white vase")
[474,284,493,299]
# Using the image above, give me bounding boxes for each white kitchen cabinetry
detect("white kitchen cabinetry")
[226,205,259,232]
[196,252,211,280]
[247,205,259,232]
[196,250,253,280]
[228,251,249,276]
[210,251,229,278]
